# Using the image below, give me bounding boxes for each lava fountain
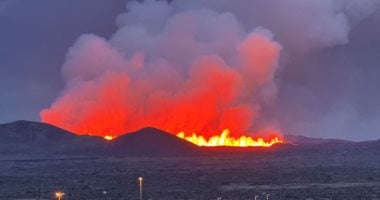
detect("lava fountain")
[177,129,283,147]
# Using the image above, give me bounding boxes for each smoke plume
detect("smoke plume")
[40,0,380,140]
[41,1,281,138]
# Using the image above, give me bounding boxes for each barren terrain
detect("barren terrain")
[1,150,379,200]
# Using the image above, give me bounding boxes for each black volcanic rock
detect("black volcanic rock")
[109,127,200,156]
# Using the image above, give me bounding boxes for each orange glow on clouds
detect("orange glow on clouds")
[39,7,284,147]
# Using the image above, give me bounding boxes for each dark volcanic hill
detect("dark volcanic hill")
[0,120,104,157]
[109,127,200,156]
[0,121,200,158]
[0,120,378,159]
[1,120,84,142]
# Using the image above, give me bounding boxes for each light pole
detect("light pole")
[254,195,259,200]
[55,191,65,200]
[266,194,270,200]
[102,190,108,200]
[138,177,143,200]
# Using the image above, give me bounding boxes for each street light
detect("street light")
[254,195,259,200]
[102,190,108,200]
[138,177,143,200]
[55,191,65,200]
[266,194,270,200]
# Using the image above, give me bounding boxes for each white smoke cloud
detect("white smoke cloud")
[172,0,378,52]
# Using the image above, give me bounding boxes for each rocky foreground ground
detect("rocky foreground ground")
[0,149,379,200]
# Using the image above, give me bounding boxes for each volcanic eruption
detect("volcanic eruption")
[40,0,284,147]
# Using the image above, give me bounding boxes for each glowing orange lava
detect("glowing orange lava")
[177,129,283,147]
[104,135,114,141]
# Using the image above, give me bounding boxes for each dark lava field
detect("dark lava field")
[1,150,379,200]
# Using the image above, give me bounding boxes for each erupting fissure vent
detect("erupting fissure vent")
[177,129,283,147]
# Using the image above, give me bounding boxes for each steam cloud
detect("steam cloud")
[40,0,379,139]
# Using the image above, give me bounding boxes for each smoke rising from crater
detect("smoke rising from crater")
[41,1,282,138]
[39,0,380,140]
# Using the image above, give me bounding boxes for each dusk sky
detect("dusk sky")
[1,0,380,141]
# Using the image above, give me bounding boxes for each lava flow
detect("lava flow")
[177,129,283,147]
[104,135,114,141]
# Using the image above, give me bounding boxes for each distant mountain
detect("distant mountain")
[0,120,104,157]
[1,120,79,142]
[353,139,380,151]
[0,121,200,158]
[0,120,378,159]
[284,134,351,145]
[109,127,200,156]
[283,134,380,155]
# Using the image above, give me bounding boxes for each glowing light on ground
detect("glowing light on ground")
[104,135,114,141]
[177,129,283,147]
[55,191,65,200]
